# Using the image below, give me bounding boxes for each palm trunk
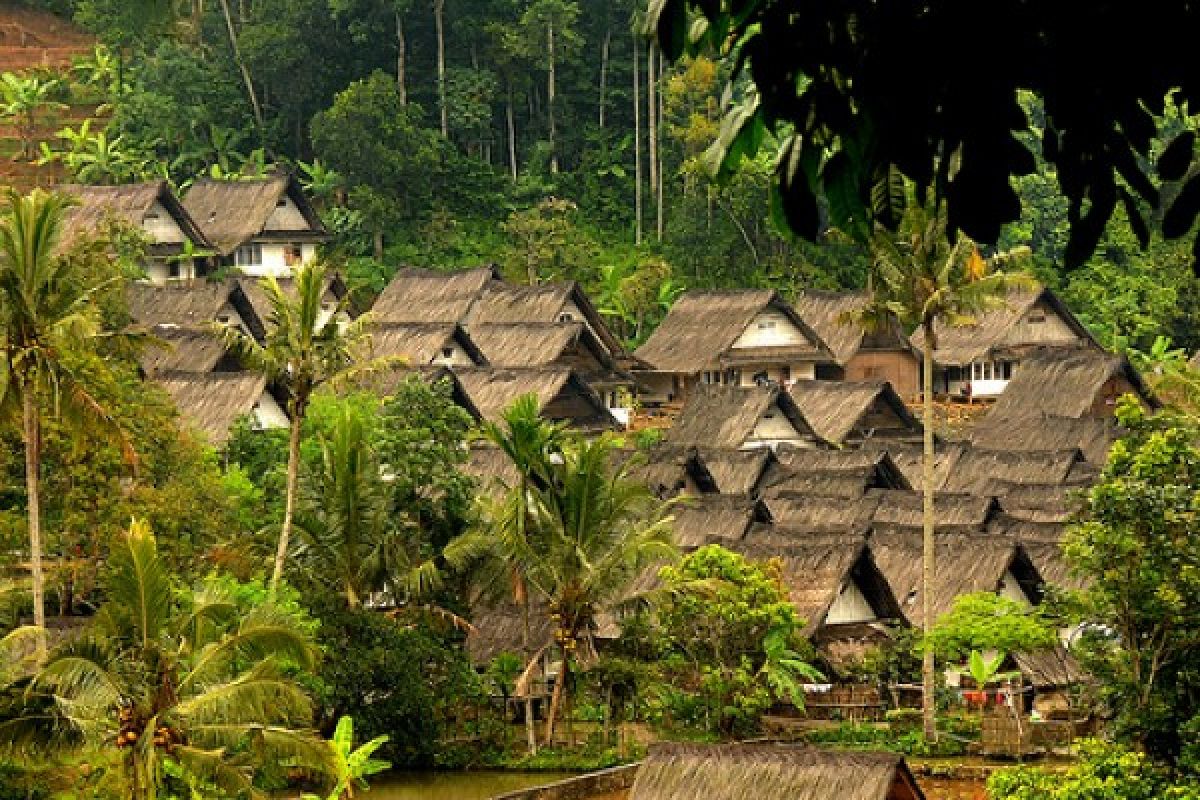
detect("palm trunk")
[217,0,264,130]
[434,0,447,137]
[598,27,611,129]
[522,605,537,755]
[23,391,46,664]
[547,20,558,174]
[506,85,518,181]
[921,323,937,742]
[647,43,658,195]
[396,11,407,105]
[271,411,302,594]
[544,652,567,746]
[632,32,642,245]
[656,52,664,242]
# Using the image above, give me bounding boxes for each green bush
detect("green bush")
[988,740,1200,800]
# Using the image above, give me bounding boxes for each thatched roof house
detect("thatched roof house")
[991,483,1085,523]
[794,289,921,398]
[366,323,487,367]
[667,384,822,450]
[125,279,265,340]
[859,441,966,492]
[941,446,1086,494]
[671,495,771,548]
[349,366,482,419]
[454,368,618,432]
[137,326,239,376]
[237,272,354,335]
[59,182,213,283]
[869,531,1043,627]
[984,347,1156,421]
[182,169,327,259]
[630,445,716,498]
[153,370,288,445]
[788,380,920,446]
[764,493,883,530]
[694,447,777,496]
[628,743,926,800]
[635,290,834,404]
[370,266,500,324]
[763,469,894,502]
[461,444,521,496]
[467,280,627,359]
[970,413,1121,465]
[869,489,999,531]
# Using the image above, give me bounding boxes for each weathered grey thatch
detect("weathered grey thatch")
[468,280,626,357]
[237,272,354,333]
[466,600,553,664]
[370,266,499,324]
[454,367,618,431]
[182,170,327,256]
[635,289,831,373]
[695,447,777,496]
[125,279,265,340]
[667,384,821,449]
[138,326,237,375]
[869,489,999,530]
[788,380,921,445]
[868,531,1042,627]
[671,495,771,548]
[630,445,715,497]
[942,446,1085,494]
[763,469,885,500]
[986,347,1157,421]
[764,492,883,529]
[793,289,917,366]
[990,484,1081,523]
[461,444,521,496]
[153,370,283,445]
[348,366,482,420]
[909,286,1096,366]
[629,743,926,800]
[1013,648,1089,689]
[468,322,616,377]
[970,413,1121,465]
[58,181,211,254]
[366,322,487,365]
[859,441,966,492]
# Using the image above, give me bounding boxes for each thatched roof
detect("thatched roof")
[468,281,626,357]
[788,380,920,445]
[909,286,1096,366]
[970,413,1121,465]
[869,489,999,530]
[631,445,715,497]
[985,347,1157,421]
[125,279,265,339]
[468,322,615,374]
[138,325,236,375]
[182,170,326,255]
[667,384,821,449]
[366,322,486,365]
[858,441,966,492]
[629,743,925,800]
[153,370,282,445]
[990,484,1085,523]
[237,272,354,333]
[671,495,771,548]
[465,600,553,664]
[942,446,1085,494]
[764,492,883,529]
[763,469,887,500]
[771,446,911,488]
[1013,647,1089,689]
[793,289,917,365]
[349,366,482,420]
[454,368,618,431]
[869,531,1042,627]
[635,289,831,373]
[370,266,498,324]
[695,447,776,496]
[461,444,521,496]
[58,181,210,253]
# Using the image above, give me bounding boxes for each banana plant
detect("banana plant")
[0,72,67,160]
[303,716,390,800]
[758,627,825,710]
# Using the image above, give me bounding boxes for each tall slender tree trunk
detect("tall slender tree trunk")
[271,410,303,594]
[921,323,937,742]
[632,32,643,245]
[23,390,46,663]
[522,604,537,755]
[544,653,567,746]
[396,11,407,105]
[433,0,447,137]
[506,85,518,181]
[547,20,558,174]
[656,52,664,242]
[647,43,658,194]
[217,0,264,130]
[598,27,611,129]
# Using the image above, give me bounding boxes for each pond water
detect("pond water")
[364,770,577,800]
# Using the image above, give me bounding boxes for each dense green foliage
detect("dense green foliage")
[989,740,1200,800]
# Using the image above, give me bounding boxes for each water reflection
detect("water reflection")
[365,770,576,800]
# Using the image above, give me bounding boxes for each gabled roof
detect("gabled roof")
[769,446,912,490]
[454,367,618,431]
[182,169,327,256]
[869,531,1042,627]
[763,492,882,529]
[763,469,892,501]
[869,489,999,531]
[468,322,614,372]
[631,445,717,498]
[630,743,926,800]
[909,286,1097,366]
[970,412,1121,465]
[859,441,967,492]
[984,347,1157,421]
[694,447,777,496]
[237,273,354,334]
[370,266,499,324]
[942,446,1086,494]
[468,280,626,357]
[367,322,487,365]
[789,380,921,445]
[793,289,916,366]
[666,384,822,449]
[58,181,211,253]
[138,325,235,375]
[349,366,482,420]
[671,495,771,548]
[124,279,265,340]
[635,289,832,373]
[153,370,284,445]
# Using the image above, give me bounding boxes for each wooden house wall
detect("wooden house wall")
[846,351,920,399]
[1089,375,1141,417]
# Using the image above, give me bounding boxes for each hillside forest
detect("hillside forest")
[10,0,1200,354]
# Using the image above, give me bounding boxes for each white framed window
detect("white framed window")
[235,243,263,267]
[558,312,574,322]
[168,261,182,279]
[441,346,454,359]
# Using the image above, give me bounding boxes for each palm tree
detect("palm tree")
[0,520,329,800]
[477,394,566,754]
[522,434,676,745]
[0,189,120,662]
[859,195,1032,741]
[217,260,378,595]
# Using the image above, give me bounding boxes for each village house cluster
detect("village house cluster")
[68,171,1155,713]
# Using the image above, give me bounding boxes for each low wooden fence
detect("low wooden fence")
[802,685,885,722]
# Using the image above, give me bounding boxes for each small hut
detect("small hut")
[153,370,288,445]
[454,367,619,433]
[237,272,355,335]
[138,325,240,376]
[970,412,1120,465]
[788,380,921,446]
[125,279,265,340]
[985,346,1156,421]
[667,384,823,451]
[630,445,717,498]
[859,440,967,492]
[695,447,779,496]
[628,743,926,800]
